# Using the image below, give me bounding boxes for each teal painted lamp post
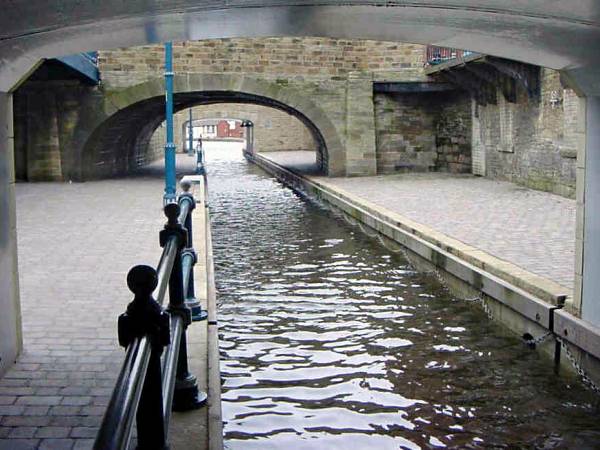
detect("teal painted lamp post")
[163,42,176,204]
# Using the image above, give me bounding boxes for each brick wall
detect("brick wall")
[477,68,578,197]
[98,37,425,87]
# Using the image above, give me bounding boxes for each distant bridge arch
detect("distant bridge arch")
[82,73,345,178]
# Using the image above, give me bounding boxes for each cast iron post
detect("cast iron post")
[118,265,170,450]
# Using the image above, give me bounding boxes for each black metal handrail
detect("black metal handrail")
[94,182,207,450]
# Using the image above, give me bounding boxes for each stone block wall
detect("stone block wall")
[374,92,436,173]
[135,122,165,167]
[436,92,472,173]
[98,37,425,88]
[476,68,578,197]
[374,90,472,174]
[13,80,107,182]
[171,103,316,153]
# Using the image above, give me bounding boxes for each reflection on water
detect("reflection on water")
[207,148,600,449]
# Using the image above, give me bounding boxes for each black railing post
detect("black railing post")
[179,181,208,322]
[160,203,207,411]
[117,265,170,450]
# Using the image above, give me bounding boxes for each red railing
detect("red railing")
[426,46,476,65]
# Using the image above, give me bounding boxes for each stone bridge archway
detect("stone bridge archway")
[82,73,346,178]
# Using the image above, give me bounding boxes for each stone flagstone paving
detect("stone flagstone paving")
[0,156,197,450]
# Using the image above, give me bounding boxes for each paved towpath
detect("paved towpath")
[0,155,198,450]
[261,151,575,291]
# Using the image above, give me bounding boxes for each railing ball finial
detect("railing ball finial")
[164,202,181,226]
[180,180,192,193]
[127,265,158,298]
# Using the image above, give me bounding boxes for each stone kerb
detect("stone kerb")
[103,73,347,175]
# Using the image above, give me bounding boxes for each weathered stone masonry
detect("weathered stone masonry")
[95,37,428,177]
[98,37,425,87]
[374,90,472,174]
[11,38,427,180]
[475,69,578,197]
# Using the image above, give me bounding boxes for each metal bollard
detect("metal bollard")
[118,265,170,450]
[159,204,207,411]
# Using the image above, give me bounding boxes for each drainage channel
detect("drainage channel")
[206,148,599,449]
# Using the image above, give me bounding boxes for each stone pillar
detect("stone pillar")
[0,91,22,377]
[56,88,82,182]
[344,72,377,176]
[26,89,63,181]
[581,96,600,325]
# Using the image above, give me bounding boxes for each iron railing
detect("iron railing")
[426,46,477,65]
[94,180,206,450]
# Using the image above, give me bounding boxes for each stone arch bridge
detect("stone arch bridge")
[15,70,383,181]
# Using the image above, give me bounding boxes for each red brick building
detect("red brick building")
[216,120,244,139]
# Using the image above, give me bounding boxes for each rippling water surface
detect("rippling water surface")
[207,148,600,449]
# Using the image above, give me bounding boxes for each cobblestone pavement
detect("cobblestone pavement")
[0,156,198,450]
[262,151,576,291]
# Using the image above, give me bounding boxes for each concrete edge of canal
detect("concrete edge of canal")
[170,178,224,450]
[248,151,600,389]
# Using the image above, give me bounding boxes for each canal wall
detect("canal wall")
[248,152,600,387]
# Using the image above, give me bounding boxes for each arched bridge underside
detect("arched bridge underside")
[83,74,340,178]
[2,2,600,95]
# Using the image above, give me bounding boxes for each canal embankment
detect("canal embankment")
[248,150,600,387]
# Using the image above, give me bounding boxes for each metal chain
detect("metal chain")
[523,331,553,347]
[466,296,494,321]
[555,336,600,394]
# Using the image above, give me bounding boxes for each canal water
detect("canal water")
[207,148,600,449]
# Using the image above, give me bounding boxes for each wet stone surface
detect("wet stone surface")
[210,149,599,449]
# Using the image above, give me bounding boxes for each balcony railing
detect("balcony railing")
[426,46,477,65]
